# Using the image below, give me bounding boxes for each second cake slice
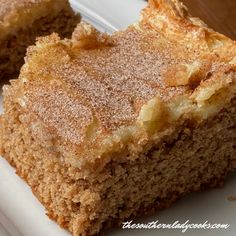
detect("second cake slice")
[0,0,80,80]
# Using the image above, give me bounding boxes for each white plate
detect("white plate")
[0,1,236,236]
[70,0,146,32]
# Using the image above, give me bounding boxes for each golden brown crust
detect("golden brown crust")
[4,0,236,171]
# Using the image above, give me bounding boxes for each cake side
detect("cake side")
[1,77,236,236]
[0,0,80,80]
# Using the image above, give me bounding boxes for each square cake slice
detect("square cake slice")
[1,0,236,235]
[0,0,80,80]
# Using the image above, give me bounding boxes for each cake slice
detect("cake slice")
[0,0,80,80]
[1,0,236,235]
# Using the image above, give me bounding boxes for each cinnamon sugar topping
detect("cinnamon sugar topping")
[17,1,236,146]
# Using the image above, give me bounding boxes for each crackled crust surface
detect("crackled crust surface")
[4,0,236,171]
